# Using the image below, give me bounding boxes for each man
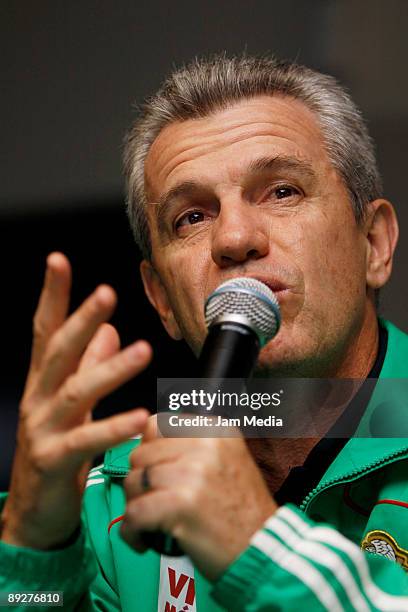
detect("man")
[1,54,408,610]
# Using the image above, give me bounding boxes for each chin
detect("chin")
[254,333,320,377]
[254,348,298,377]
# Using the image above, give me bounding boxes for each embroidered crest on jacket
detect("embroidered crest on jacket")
[362,530,408,570]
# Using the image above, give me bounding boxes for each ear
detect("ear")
[140,259,183,340]
[365,199,399,289]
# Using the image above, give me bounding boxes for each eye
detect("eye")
[276,186,298,199]
[269,185,300,200]
[175,210,205,229]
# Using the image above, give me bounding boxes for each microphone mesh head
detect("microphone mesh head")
[205,277,281,346]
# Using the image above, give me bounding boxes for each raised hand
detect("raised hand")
[0,253,151,550]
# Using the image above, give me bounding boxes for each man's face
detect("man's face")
[142,96,371,375]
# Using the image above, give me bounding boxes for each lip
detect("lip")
[212,275,290,300]
[253,277,288,295]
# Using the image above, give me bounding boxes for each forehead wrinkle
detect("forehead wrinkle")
[149,111,321,187]
[145,97,332,209]
[146,136,322,211]
[156,129,317,193]
[152,122,272,180]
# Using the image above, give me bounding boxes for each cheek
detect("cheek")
[299,214,367,314]
[329,225,365,286]
[160,249,210,344]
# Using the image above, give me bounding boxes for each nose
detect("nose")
[211,202,269,268]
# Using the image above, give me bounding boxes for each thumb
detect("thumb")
[141,414,159,442]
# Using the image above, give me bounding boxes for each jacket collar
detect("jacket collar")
[317,319,408,487]
[103,320,408,479]
[103,438,139,475]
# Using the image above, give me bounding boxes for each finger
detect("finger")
[124,461,179,499]
[29,253,72,375]
[79,323,120,371]
[47,340,153,427]
[77,324,121,424]
[130,436,205,470]
[119,492,163,552]
[37,284,117,395]
[140,414,158,441]
[61,408,150,463]
[121,489,182,540]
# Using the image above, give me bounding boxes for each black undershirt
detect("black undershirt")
[274,324,388,507]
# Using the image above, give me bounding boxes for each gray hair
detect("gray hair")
[123,53,383,260]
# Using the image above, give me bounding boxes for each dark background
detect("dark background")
[1,1,408,489]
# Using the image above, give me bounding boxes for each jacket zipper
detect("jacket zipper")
[103,468,129,477]
[300,447,408,512]
[105,449,408,509]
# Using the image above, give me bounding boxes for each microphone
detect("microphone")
[140,277,281,556]
[198,277,281,377]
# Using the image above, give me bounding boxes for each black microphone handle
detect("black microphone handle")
[139,530,185,557]
[139,322,260,557]
[197,322,260,378]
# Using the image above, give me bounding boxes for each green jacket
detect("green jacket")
[1,319,408,611]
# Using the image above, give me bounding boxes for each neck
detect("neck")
[246,437,320,494]
[327,302,379,379]
[249,302,380,494]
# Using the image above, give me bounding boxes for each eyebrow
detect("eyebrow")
[247,155,317,182]
[156,181,199,214]
[154,181,204,233]
[153,155,317,230]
